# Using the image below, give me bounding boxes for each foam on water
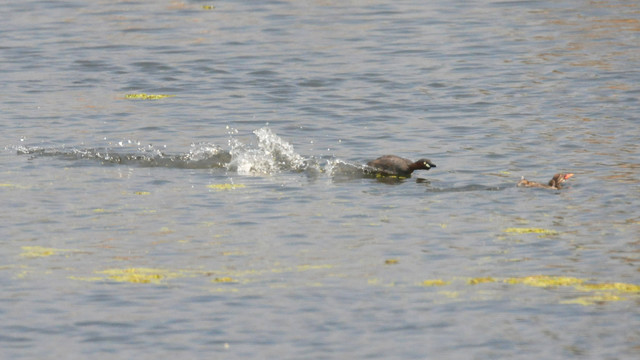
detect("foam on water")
[15,128,329,175]
[228,127,308,175]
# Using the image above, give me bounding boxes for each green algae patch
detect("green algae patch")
[296,264,333,272]
[367,278,396,287]
[422,279,450,287]
[0,183,29,189]
[375,173,407,180]
[134,191,151,195]
[157,227,174,234]
[221,250,245,256]
[269,264,333,274]
[202,5,215,10]
[577,282,640,293]
[505,275,583,287]
[207,183,246,190]
[561,294,624,306]
[125,93,175,100]
[503,227,559,236]
[468,277,497,285]
[97,267,186,284]
[211,287,239,293]
[21,246,55,258]
[384,259,399,265]
[561,282,640,306]
[20,246,77,258]
[212,277,235,283]
[438,291,459,299]
[68,275,105,282]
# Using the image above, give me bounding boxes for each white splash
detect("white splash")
[187,142,226,161]
[228,127,306,175]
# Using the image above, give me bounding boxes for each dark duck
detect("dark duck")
[367,155,436,178]
[517,173,574,190]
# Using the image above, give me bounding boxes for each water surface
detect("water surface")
[1,0,639,359]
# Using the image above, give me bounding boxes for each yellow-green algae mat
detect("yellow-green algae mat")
[364,269,639,306]
[72,268,191,284]
[422,275,640,306]
[125,93,174,100]
[503,227,559,237]
[16,248,639,306]
[1,183,30,189]
[207,183,246,190]
[20,246,80,258]
[69,264,334,286]
[67,267,638,306]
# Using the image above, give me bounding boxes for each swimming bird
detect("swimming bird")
[367,155,436,177]
[517,173,574,190]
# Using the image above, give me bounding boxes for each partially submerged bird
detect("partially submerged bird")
[517,173,574,190]
[367,155,436,178]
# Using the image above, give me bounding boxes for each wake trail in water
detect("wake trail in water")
[17,143,232,169]
[15,127,367,178]
[14,127,510,191]
[423,184,509,192]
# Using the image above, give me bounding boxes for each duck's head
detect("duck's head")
[549,173,574,188]
[414,159,436,170]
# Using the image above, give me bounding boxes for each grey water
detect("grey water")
[2,0,639,359]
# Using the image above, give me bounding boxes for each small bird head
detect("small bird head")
[415,159,436,170]
[549,173,574,188]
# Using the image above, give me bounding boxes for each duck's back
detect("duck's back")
[517,178,553,189]
[367,155,412,176]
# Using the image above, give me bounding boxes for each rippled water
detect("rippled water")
[2,0,639,359]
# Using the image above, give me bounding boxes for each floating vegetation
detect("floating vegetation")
[68,275,104,282]
[67,263,335,286]
[124,93,175,100]
[0,183,29,189]
[202,5,215,10]
[503,227,559,236]
[221,250,244,256]
[134,191,151,195]
[41,257,640,306]
[505,275,583,287]
[468,277,496,285]
[207,183,246,190]
[415,275,639,306]
[561,294,624,306]
[296,264,333,272]
[97,268,186,284]
[438,291,459,299]
[367,278,395,287]
[422,279,450,286]
[211,287,239,293]
[503,276,639,306]
[577,282,640,293]
[375,173,407,179]
[157,227,174,234]
[20,246,77,258]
